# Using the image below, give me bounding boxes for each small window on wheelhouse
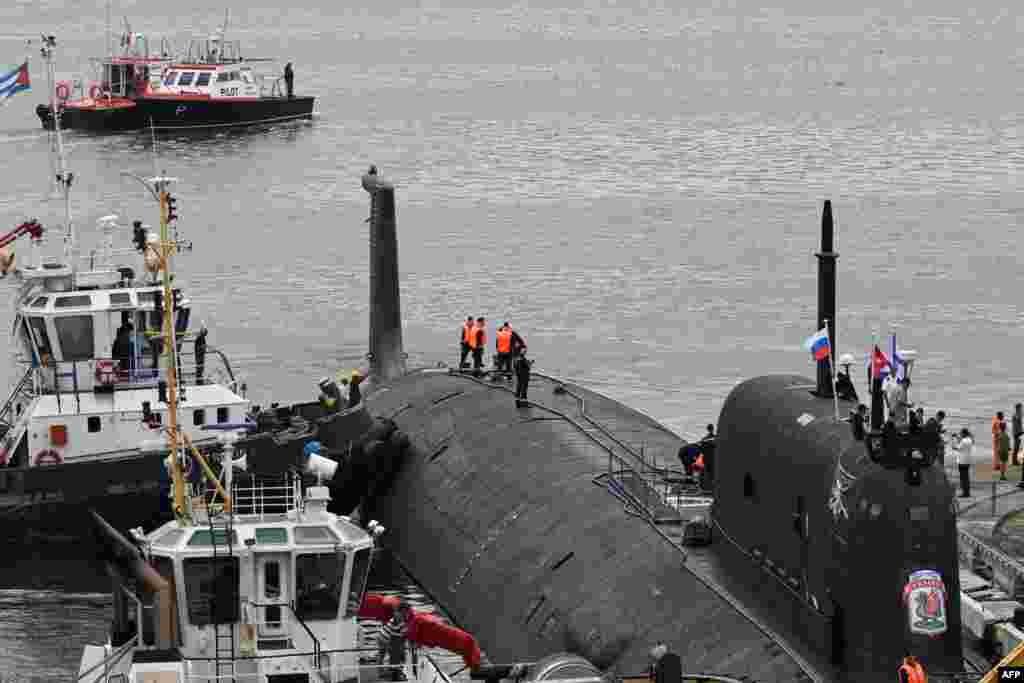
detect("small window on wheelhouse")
[28,317,52,357]
[193,409,205,426]
[217,407,229,424]
[195,72,211,87]
[177,72,195,87]
[344,548,372,618]
[265,561,281,599]
[109,292,131,306]
[163,71,178,86]
[88,416,101,433]
[54,315,95,362]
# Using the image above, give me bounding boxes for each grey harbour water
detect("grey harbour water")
[0,0,1020,679]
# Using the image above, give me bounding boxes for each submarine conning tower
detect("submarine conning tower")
[362,166,406,382]
[713,201,962,682]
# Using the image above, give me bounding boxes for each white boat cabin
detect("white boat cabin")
[78,476,402,683]
[149,63,266,100]
[0,267,248,469]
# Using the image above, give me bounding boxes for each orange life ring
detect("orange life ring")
[34,449,63,467]
[89,84,102,99]
[55,83,70,101]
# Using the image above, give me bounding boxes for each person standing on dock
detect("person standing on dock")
[1013,404,1023,465]
[952,428,974,497]
[993,411,1006,474]
[283,62,294,99]
[997,421,1011,481]
[459,316,474,369]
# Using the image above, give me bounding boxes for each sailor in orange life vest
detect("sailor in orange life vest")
[469,317,487,374]
[459,316,474,369]
[494,322,527,381]
[897,654,927,683]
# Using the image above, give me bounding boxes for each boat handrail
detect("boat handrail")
[181,654,452,683]
[285,600,323,674]
[0,366,36,428]
[20,347,241,399]
[194,473,298,521]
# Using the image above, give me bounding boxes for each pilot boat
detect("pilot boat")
[37,19,314,132]
[1,37,248,534]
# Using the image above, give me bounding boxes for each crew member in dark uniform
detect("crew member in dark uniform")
[348,370,363,408]
[514,352,532,407]
[379,601,410,681]
[459,316,474,370]
[194,325,207,384]
[283,62,294,99]
[698,424,716,491]
[835,368,858,401]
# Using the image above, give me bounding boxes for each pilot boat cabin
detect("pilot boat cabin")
[0,267,248,471]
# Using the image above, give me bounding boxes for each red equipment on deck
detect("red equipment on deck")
[359,593,482,671]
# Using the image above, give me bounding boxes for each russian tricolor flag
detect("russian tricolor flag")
[803,327,831,361]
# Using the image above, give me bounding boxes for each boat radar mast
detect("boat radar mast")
[121,169,228,524]
[38,35,75,275]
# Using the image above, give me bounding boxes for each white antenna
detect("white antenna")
[40,36,75,275]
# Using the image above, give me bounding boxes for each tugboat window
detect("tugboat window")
[193,409,205,426]
[264,561,281,599]
[344,548,372,618]
[88,416,101,433]
[28,317,52,357]
[163,71,178,86]
[54,315,95,362]
[183,557,240,626]
[178,72,195,87]
[216,72,230,83]
[743,473,755,499]
[109,292,131,305]
[55,295,92,308]
[295,553,343,621]
[195,72,211,87]
[217,407,229,424]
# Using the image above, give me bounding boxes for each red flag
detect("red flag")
[871,346,891,379]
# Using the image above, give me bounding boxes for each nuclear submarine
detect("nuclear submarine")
[347,168,967,683]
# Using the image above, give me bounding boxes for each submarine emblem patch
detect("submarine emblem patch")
[903,569,948,637]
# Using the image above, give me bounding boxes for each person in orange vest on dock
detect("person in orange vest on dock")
[897,654,926,683]
[459,316,474,370]
[469,317,486,375]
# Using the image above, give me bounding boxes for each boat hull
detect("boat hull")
[0,452,170,538]
[37,96,315,132]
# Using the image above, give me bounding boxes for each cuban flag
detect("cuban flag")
[804,326,831,361]
[0,62,30,102]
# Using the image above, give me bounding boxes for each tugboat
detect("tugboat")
[1,37,248,534]
[37,17,313,132]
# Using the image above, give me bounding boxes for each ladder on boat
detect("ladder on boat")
[209,507,237,682]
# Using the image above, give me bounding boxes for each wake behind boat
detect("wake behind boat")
[36,16,314,132]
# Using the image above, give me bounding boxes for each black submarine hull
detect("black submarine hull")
[363,369,812,681]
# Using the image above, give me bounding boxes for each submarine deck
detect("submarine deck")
[366,367,829,682]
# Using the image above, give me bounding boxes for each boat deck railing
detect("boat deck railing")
[193,472,299,522]
[0,366,36,429]
[17,347,241,407]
